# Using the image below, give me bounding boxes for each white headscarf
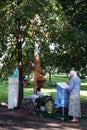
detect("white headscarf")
[69,70,77,77]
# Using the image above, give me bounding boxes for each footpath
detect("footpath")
[0,104,87,130]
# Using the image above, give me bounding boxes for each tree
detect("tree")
[0,0,66,106]
[55,0,87,75]
[0,0,87,81]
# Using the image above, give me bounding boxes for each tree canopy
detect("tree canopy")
[0,0,87,79]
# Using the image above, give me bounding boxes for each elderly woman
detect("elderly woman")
[68,70,81,122]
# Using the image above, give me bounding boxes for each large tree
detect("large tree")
[0,0,87,82]
[0,0,66,106]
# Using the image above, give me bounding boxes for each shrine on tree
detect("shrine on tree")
[29,43,46,95]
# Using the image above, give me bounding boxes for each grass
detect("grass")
[0,75,87,103]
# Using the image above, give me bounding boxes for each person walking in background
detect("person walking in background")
[68,70,81,122]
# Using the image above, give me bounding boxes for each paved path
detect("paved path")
[0,105,87,130]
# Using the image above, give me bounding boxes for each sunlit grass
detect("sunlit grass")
[0,75,87,103]
[0,82,8,103]
[24,87,87,102]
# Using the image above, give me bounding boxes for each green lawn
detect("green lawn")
[0,75,87,103]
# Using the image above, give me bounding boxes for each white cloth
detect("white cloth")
[56,82,69,89]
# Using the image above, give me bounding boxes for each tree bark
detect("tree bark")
[16,0,23,108]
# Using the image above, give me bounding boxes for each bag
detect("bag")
[21,98,35,114]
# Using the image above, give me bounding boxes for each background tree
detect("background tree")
[55,0,87,75]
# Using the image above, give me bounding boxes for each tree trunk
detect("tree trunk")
[16,0,23,108]
[49,71,51,84]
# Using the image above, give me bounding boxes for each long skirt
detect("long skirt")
[68,94,81,118]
